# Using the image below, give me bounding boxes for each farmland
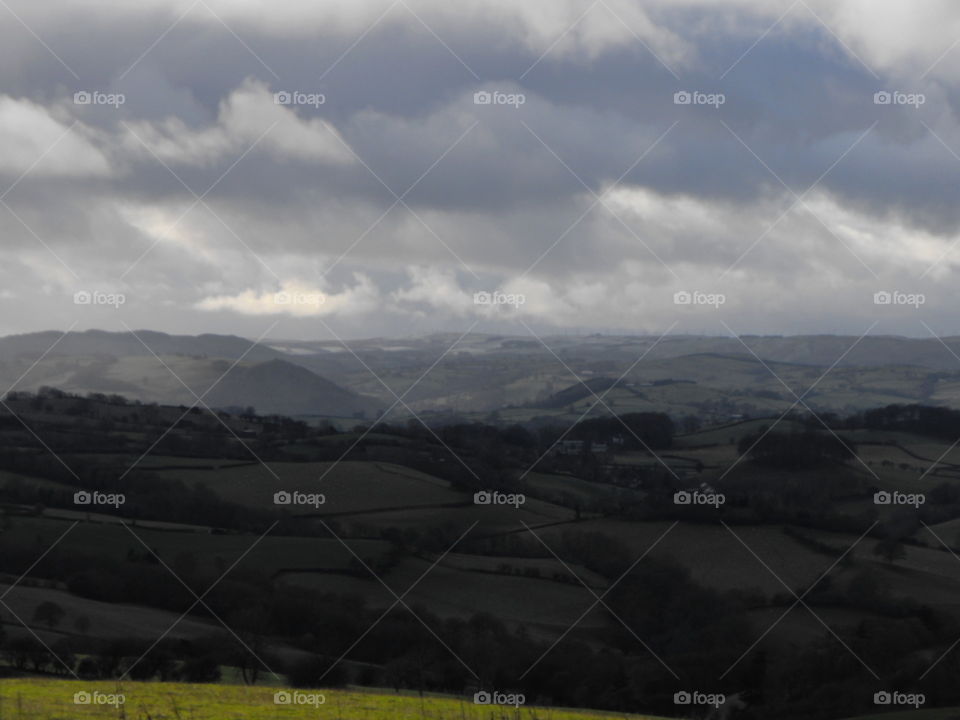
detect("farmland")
[2,389,960,718]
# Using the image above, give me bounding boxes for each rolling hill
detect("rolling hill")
[204,359,380,417]
[0,331,379,418]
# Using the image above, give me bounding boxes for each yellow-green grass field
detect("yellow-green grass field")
[844,709,960,720]
[0,679,670,720]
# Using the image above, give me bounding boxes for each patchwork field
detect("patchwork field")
[5,385,960,719]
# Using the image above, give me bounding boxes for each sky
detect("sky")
[2,0,960,341]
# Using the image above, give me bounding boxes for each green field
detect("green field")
[0,580,219,643]
[152,460,469,514]
[0,679,669,720]
[844,710,960,720]
[0,515,391,576]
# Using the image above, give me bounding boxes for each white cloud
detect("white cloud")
[0,96,111,178]
[120,78,355,166]
[195,275,380,317]
[391,266,475,315]
[803,0,960,80]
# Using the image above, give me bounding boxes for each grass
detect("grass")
[0,516,392,578]
[523,472,617,505]
[0,581,219,643]
[844,709,960,720]
[0,679,671,719]
[673,418,805,448]
[539,519,842,595]
[152,460,468,514]
[279,555,609,637]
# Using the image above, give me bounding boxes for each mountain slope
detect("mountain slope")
[0,329,282,363]
[205,359,380,417]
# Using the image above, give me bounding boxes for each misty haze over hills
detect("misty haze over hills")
[6,329,960,419]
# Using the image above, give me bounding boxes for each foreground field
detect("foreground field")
[845,710,960,720]
[0,679,669,720]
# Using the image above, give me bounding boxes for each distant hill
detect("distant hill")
[536,377,626,409]
[0,331,378,418]
[0,329,281,362]
[443,333,960,370]
[7,329,960,419]
[205,359,380,417]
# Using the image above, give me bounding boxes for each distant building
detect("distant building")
[556,439,584,455]
[554,439,614,456]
